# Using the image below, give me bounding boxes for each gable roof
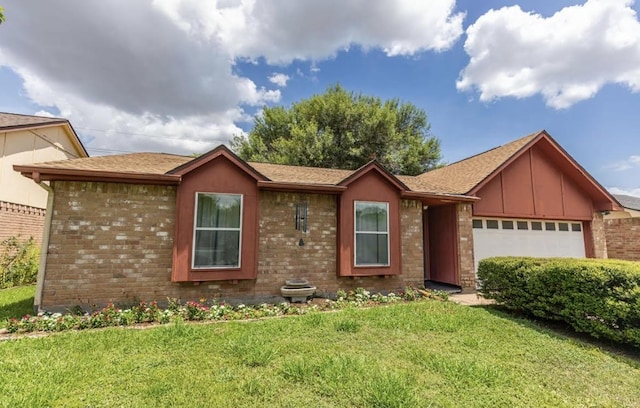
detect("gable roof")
[614,194,640,211]
[416,131,540,194]
[19,129,613,208]
[0,112,89,158]
[13,146,473,201]
[169,145,267,181]
[416,129,619,211]
[338,160,409,190]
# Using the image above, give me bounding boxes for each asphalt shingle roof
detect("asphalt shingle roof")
[15,131,549,196]
[249,162,352,185]
[415,131,541,194]
[613,194,640,211]
[0,112,67,130]
[25,152,191,175]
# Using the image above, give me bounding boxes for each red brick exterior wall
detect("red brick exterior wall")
[605,218,640,261]
[41,182,177,310]
[0,200,45,244]
[40,183,426,311]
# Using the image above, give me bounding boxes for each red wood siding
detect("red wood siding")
[338,171,402,276]
[172,155,259,282]
[427,204,459,285]
[474,146,593,220]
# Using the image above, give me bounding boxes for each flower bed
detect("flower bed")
[6,287,447,334]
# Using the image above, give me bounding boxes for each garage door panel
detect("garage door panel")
[473,218,585,274]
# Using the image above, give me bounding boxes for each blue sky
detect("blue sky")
[0,0,639,196]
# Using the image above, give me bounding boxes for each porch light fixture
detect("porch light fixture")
[295,202,308,233]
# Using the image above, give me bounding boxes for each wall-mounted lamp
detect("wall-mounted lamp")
[295,202,308,233]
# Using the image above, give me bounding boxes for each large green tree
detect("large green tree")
[0,6,5,24]
[232,85,441,175]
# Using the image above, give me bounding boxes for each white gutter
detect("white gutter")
[34,181,54,313]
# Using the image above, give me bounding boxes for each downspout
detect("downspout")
[34,177,54,313]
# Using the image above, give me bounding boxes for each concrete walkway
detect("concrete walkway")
[448,293,495,306]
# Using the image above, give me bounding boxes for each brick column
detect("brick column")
[456,203,476,292]
[591,211,608,259]
[400,199,424,287]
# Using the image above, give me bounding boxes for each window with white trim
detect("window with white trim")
[354,201,389,266]
[193,193,242,268]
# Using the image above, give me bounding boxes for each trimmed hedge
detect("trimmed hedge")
[478,257,640,347]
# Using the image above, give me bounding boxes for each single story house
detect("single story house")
[15,130,620,311]
[0,112,88,244]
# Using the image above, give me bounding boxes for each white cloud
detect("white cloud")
[268,73,290,87]
[606,155,640,171]
[608,186,640,197]
[458,0,640,109]
[17,65,245,155]
[154,0,465,63]
[0,0,465,155]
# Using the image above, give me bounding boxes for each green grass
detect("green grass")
[0,285,34,326]
[1,300,639,407]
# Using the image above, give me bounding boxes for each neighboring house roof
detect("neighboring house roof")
[0,112,89,158]
[0,112,67,130]
[614,194,640,211]
[415,131,540,194]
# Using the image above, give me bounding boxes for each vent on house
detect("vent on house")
[295,202,308,233]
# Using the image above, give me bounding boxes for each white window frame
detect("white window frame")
[192,192,243,269]
[354,201,390,267]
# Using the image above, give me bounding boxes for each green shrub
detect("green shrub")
[478,257,640,347]
[0,236,40,289]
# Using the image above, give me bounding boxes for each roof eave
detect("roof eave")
[0,120,68,133]
[401,190,479,203]
[1,120,89,158]
[61,121,89,157]
[257,180,347,194]
[14,165,181,185]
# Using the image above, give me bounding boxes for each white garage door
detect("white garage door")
[472,218,586,274]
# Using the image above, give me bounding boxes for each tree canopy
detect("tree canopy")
[232,85,441,176]
[0,6,5,24]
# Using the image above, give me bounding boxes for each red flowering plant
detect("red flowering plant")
[4,287,444,334]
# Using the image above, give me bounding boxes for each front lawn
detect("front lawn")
[1,300,639,407]
[0,285,34,326]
